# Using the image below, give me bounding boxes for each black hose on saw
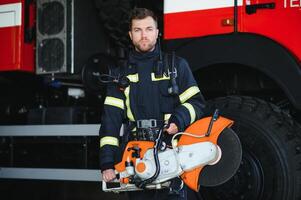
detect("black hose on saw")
[135,124,167,189]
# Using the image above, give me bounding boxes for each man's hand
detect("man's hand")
[102,169,116,182]
[165,123,179,135]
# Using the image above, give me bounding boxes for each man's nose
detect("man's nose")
[141,30,147,38]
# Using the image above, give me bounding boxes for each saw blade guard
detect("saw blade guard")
[178,116,242,192]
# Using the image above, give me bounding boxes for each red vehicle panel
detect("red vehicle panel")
[164,0,301,62]
[164,7,234,39]
[164,0,238,39]
[239,0,301,62]
[0,0,34,72]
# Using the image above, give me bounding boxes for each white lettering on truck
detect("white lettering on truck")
[284,0,301,8]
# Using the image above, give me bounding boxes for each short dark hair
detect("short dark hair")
[128,8,158,30]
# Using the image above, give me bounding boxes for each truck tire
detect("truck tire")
[94,0,133,47]
[198,96,301,200]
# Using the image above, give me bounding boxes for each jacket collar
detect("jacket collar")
[129,44,160,62]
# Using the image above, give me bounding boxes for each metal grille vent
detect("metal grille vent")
[38,2,64,35]
[36,0,70,74]
[38,38,65,73]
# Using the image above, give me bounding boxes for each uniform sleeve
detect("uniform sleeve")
[99,77,125,171]
[168,57,206,132]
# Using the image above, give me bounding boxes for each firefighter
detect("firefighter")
[99,8,206,199]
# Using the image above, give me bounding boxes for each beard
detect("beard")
[134,39,156,53]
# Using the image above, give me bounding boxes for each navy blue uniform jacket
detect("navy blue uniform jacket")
[99,46,206,170]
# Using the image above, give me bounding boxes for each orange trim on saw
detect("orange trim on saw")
[115,141,154,172]
[181,167,203,192]
[136,162,146,173]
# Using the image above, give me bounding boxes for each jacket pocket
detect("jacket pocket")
[159,81,175,113]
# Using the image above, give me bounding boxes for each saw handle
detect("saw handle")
[205,109,219,136]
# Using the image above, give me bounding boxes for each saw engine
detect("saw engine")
[102,112,242,193]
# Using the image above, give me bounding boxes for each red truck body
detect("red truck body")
[0,1,301,199]
[0,0,35,72]
[164,0,301,62]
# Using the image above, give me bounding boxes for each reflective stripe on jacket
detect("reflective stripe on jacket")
[99,47,205,170]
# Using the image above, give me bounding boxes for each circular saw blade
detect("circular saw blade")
[199,128,242,187]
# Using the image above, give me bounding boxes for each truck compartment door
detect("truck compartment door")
[239,0,301,62]
[164,0,243,39]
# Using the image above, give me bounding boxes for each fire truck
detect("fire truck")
[0,0,301,199]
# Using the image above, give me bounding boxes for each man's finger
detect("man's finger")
[166,128,174,134]
[166,123,178,135]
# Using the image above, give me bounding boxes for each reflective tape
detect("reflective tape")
[164,0,243,14]
[124,86,135,121]
[151,73,170,81]
[164,114,171,121]
[127,74,139,83]
[0,3,22,28]
[179,86,200,103]
[182,103,196,124]
[100,136,119,148]
[104,96,124,110]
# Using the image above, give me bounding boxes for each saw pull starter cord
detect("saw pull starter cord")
[171,132,207,149]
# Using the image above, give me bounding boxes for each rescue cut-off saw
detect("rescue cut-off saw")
[102,111,242,193]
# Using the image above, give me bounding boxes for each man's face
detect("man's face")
[129,16,159,53]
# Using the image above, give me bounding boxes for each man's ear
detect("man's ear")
[129,31,132,41]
